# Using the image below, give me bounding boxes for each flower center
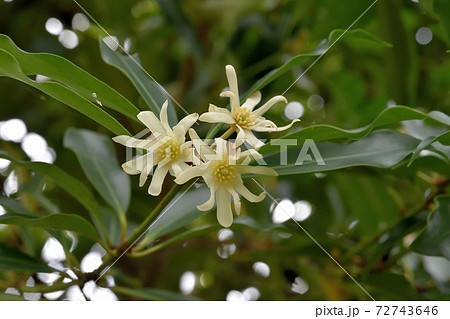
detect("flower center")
[156,139,180,161]
[212,161,236,184]
[232,108,256,129]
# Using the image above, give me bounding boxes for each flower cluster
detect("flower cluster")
[113,65,299,227]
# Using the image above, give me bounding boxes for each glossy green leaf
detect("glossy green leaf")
[0,243,54,273]
[146,186,211,241]
[260,106,450,154]
[261,131,420,175]
[112,286,200,301]
[0,197,34,217]
[0,49,129,136]
[408,130,450,165]
[64,128,130,215]
[0,214,98,241]
[0,197,98,241]
[100,39,178,126]
[0,151,100,216]
[410,195,450,260]
[0,34,140,120]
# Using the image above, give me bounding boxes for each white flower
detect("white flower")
[175,129,277,228]
[199,65,299,148]
[113,101,198,196]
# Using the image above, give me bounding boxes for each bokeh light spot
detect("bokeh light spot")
[284,101,304,120]
[58,30,79,49]
[72,13,90,32]
[416,27,433,45]
[45,18,63,35]
[0,118,27,142]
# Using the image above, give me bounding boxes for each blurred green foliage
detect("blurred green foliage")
[0,0,449,301]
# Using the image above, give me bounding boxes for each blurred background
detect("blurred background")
[1,0,449,300]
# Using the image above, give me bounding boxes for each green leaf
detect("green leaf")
[112,286,200,301]
[362,273,420,300]
[0,197,34,217]
[0,34,140,120]
[328,29,392,48]
[245,54,317,98]
[0,293,26,301]
[64,128,130,215]
[0,212,98,241]
[261,131,420,175]
[100,39,178,126]
[420,0,450,44]
[0,243,54,273]
[408,130,450,165]
[146,186,211,241]
[0,151,100,216]
[410,195,450,260]
[248,29,391,99]
[135,216,286,257]
[0,49,129,136]
[360,212,428,271]
[260,106,450,154]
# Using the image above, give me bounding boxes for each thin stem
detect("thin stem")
[219,126,236,140]
[130,224,219,258]
[119,184,182,252]
[118,213,127,242]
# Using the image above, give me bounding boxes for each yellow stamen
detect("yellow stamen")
[156,139,180,161]
[212,161,236,184]
[232,108,256,129]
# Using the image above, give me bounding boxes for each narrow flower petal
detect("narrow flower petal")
[252,95,287,117]
[174,165,208,184]
[216,187,233,228]
[180,144,197,164]
[241,91,262,111]
[137,111,166,135]
[159,100,172,134]
[237,165,277,176]
[121,153,152,175]
[173,113,199,139]
[226,186,241,216]
[215,138,228,160]
[121,162,140,175]
[197,183,218,211]
[251,119,300,132]
[113,136,158,150]
[235,181,266,202]
[148,164,170,196]
[199,111,235,124]
[238,149,263,163]
[208,104,230,114]
[189,129,216,159]
[225,65,240,110]
[238,128,264,149]
[135,153,155,186]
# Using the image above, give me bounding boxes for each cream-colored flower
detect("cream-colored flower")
[175,129,277,228]
[113,101,198,196]
[199,64,299,148]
